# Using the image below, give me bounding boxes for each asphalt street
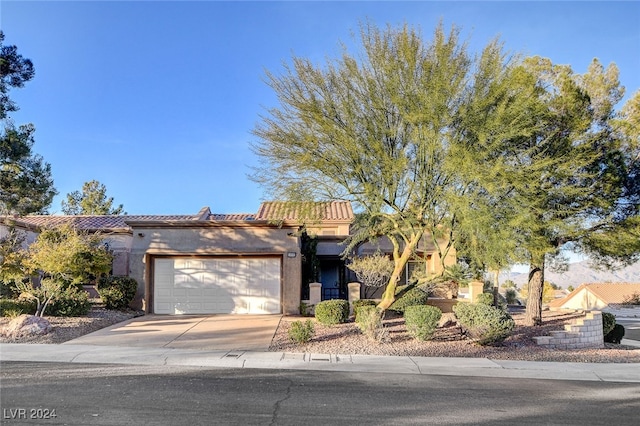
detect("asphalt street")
[2,362,639,426]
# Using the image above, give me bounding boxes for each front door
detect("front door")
[320,261,342,300]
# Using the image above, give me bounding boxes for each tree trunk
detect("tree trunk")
[524,255,545,326]
[377,234,422,311]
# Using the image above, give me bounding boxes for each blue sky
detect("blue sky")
[1,0,639,216]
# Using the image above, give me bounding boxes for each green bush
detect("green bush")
[97,276,138,310]
[314,299,350,325]
[352,299,377,318]
[355,305,388,342]
[604,323,625,344]
[476,293,494,305]
[404,305,442,341]
[0,298,36,317]
[504,288,518,304]
[388,285,428,313]
[602,312,616,336]
[0,280,21,299]
[476,292,507,310]
[453,302,515,345]
[47,285,91,317]
[288,319,315,343]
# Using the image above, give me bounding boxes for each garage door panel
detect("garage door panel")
[154,257,281,314]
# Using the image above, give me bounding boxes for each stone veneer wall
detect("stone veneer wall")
[533,311,604,349]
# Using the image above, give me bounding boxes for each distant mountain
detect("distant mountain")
[500,260,640,289]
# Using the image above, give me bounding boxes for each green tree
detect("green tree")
[1,123,56,215]
[499,58,640,325]
[0,31,34,120]
[251,22,540,309]
[24,224,113,285]
[61,180,125,215]
[501,280,517,290]
[0,32,56,215]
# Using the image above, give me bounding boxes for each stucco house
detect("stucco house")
[548,282,640,313]
[1,201,456,315]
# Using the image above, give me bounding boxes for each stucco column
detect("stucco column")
[309,282,322,305]
[348,282,361,313]
[468,281,484,303]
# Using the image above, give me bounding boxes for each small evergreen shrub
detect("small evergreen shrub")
[602,312,616,336]
[504,288,518,305]
[97,276,138,310]
[0,298,36,317]
[453,302,515,345]
[352,299,377,310]
[314,299,350,325]
[476,293,494,306]
[404,305,442,341]
[0,280,20,299]
[299,302,314,317]
[355,305,388,342]
[352,299,377,319]
[388,285,428,313]
[288,319,315,343]
[47,285,91,317]
[604,323,625,344]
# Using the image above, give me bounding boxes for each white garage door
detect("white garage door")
[154,257,281,314]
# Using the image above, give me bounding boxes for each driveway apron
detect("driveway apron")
[63,314,283,351]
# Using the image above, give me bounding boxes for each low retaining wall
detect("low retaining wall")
[533,311,604,349]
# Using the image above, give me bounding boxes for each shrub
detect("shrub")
[288,319,315,343]
[314,299,350,325]
[504,288,518,305]
[299,302,315,317]
[604,323,625,344]
[0,280,21,299]
[388,285,428,313]
[0,298,36,317]
[352,299,377,318]
[404,305,442,341]
[622,292,640,305]
[97,276,138,310]
[602,312,616,336]
[47,285,91,317]
[453,302,515,345]
[476,293,494,306]
[355,305,388,342]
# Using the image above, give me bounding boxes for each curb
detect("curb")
[1,343,639,383]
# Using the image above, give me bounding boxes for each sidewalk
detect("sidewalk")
[2,343,639,383]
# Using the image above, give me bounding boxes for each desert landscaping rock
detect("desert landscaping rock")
[1,314,53,338]
[269,309,640,363]
[0,307,137,344]
[1,307,638,364]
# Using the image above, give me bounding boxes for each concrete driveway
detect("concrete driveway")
[63,314,283,351]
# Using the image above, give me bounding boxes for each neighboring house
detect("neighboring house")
[548,283,640,311]
[1,200,456,315]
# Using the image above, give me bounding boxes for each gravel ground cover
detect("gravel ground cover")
[0,307,138,344]
[1,306,638,363]
[269,309,640,363]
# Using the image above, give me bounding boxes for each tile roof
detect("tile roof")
[1,201,355,231]
[549,282,640,307]
[3,214,198,232]
[209,213,255,221]
[255,201,354,222]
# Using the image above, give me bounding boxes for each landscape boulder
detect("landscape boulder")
[1,314,52,338]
